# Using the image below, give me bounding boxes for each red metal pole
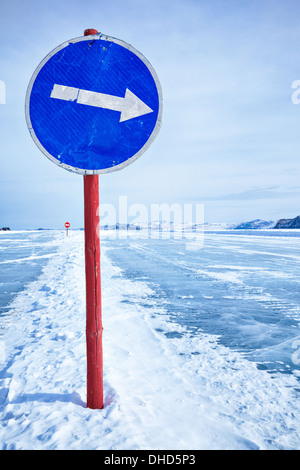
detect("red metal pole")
[83,28,103,410]
[84,174,103,409]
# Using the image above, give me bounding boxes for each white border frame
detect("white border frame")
[25,33,163,175]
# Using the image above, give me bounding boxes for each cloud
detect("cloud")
[205,186,300,201]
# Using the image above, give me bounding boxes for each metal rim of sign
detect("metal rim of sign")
[25,33,163,175]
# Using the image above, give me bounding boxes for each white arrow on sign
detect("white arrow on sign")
[50,84,153,122]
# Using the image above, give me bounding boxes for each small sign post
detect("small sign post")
[25,28,162,409]
[64,221,70,236]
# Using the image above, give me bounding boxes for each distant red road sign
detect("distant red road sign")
[65,222,70,228]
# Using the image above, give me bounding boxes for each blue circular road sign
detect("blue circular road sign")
[25,33,162,174]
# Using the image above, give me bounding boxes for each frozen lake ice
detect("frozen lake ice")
[105,229,300,379]
[0,229,300,450]
[0,231,61,316]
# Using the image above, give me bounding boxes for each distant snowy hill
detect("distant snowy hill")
[234,219,276,230]
[274,215,300,229]
[100,221,235,231]
[99,217,300,231]
[100,220,271,231]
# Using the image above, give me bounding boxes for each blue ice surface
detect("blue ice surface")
[0,231,59,316]
[104,230,300,380]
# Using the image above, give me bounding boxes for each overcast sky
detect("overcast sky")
[1,0,300,229]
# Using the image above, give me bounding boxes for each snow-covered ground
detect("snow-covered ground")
[0,230,300,450]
